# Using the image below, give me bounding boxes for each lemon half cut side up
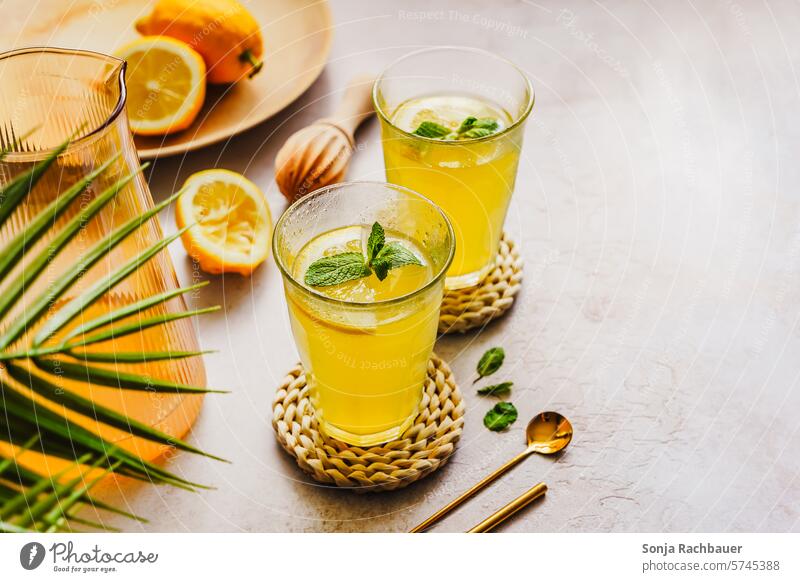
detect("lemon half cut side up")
[176,170,272,276]
[116,36,207,136]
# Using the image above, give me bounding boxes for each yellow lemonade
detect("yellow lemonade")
[381,94,523,288]
[287,225,440,445]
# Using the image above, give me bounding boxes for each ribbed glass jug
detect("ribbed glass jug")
[0,47,206,476]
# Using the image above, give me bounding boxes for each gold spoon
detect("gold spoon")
[468,482,548,533]
[410,411,573,533]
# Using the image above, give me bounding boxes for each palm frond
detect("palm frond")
[0,136,223,532]
[31,214,187,347]
[64,307,221,349]
[1,381,206,490]
[1,460,148,522]
[0,168,148,340]
[0,155,120,283]
[0,138,70,229]
[5,364,226,461]
[0,520,31,533]
[66,349,214,363]
[0,126,41,163]
[32,359,227,394]
[62,281,210,341]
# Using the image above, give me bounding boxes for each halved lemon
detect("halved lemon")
[116,36,206,136]
[176,170,272,275]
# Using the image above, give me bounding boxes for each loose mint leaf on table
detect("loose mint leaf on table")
[476,347,505,381]
[304,221,423,286]
[477,381,513,397]
[484,401,518,431]
[304,252,369,287]
[413,121,451,139]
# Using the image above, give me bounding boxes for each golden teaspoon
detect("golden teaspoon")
[467,482,548,532]
[410,411,572,533]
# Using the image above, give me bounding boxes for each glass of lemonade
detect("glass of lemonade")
[273,182,454,446]
[374,47,534,289]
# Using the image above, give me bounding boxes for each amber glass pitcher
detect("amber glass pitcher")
[0,47,206,475]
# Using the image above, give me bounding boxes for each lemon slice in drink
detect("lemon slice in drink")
[176,170,272,275]
[116,36,206,136]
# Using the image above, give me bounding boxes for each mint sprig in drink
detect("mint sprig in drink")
[274,182,454,446]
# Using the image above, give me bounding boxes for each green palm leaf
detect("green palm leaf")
[0,136,224,532]
[0,155,119,283]
[64,306,220,349]
[1,381,206,490]
[0,168,147,340]
[33,359,227,394]
[62,281,210,341]
[31,217,189,347]
[0,138,69,228]
[67,349,213,363]
[1,461,147,523]
[5,364,226,461]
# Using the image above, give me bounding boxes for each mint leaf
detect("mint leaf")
[372,257,390,281]
[477,381,513,397]
[476,347,505,381]
[461,127,495,139]
[366,222,385,263]
[413,121,451,139]
[415,117,500,141]
[460,118,499,139]
[372,242,423,281]
[304,222,424,287]
[304,252,369,287]
[457,116,478,133]
[484,402,518,431]
[376,241,423,269]
[474,118,499,130]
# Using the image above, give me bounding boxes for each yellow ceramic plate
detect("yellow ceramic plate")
[6,0,332,159]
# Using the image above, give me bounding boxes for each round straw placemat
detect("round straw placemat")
[272,354,464,492]
[439,233,523,334]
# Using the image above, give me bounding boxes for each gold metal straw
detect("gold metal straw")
[467,482,548,533]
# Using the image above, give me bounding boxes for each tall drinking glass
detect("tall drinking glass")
[374,47,534,289]
[273,182,454,446]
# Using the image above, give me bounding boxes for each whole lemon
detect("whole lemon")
[135,0,263,84]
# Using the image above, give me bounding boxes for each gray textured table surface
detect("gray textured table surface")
[90,0,800,532]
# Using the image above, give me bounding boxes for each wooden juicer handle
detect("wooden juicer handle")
[318,74,376,144]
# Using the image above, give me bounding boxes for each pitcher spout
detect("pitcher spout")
[0,47,127,158]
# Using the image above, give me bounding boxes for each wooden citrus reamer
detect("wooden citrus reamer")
[275,74,375,202]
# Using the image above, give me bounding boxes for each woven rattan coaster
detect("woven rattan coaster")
[439,233,523,334]
[272,354,464,492]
